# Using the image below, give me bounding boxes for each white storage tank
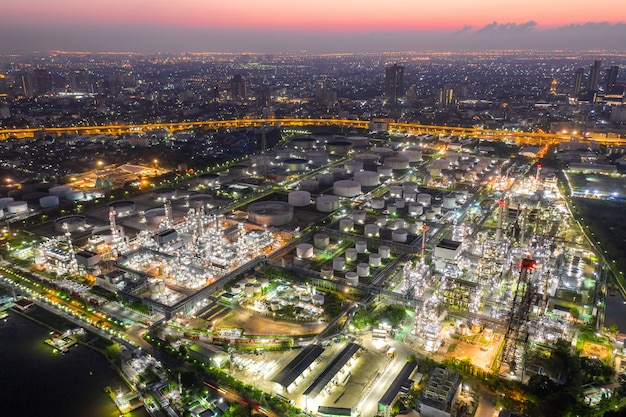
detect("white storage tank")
[355,241,368,253]
[395,199,405,209]
[330,167,348,179]
[65,189,84,201]
[345,248,357,262]
[357,263,370,277]
[344,161,364,173]
[394,219,406,230]
[321,265,334,280]
[376,215,388,227]
[189,194,214,210]
[377,166,393,177]
[378,245,391,259]
[316,173,335,188]
[145,208,167,225]
[407,222,418,234]
[392,229,408,243]
[288,190,311,207]
[425,210,436,221]
[364,224,379,237]
[404,191,417,202]
[312,294,325,305]
[415,220,424,230]
[39,195,59,208]
[371,197,385,209]
[314,233,330,249]
[0,208,3,219]
[339,218,354,232]
[0,197,14,209]
[432,205,442,215]
[369,253,382,267]
[389,186,403,198]
[300,179,319,192]
[399,150,423,163]
[345,272,359,286]
[333,257,346,271]
[244,283,255,297]
[306,151,329,164]
[253,283,262,294]
[283,158,308,172]
[49,185,71,197]
[403,182,418,193]
[355,153,379,166]
[231,283,242,294]
[326,141,353,155]
[443,196,457,209]
[352,209,367,223]
[418,193,432,207]
[7,201,28,214]
[297,243,314,259]
[333,180,361,197]
[248,201,294,226]
[384,156,410,170]
[153,187,176,201]
[371,147,394,157]
[387,203,397,214]
[353,171,379,187]
[316,195,340,212]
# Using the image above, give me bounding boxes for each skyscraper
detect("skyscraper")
[384,64,404,102]
[573,67,584,95]
[606,65,619,91]
[229,74,246,99]
[438,86,454,107]
[587,60,602,92]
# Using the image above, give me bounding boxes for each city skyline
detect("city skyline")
[2,0,626,53]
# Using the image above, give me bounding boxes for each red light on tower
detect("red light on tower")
[497,200,506,207]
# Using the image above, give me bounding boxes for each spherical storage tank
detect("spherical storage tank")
[384,156,410,170]
[297,243,314,259]
[288,190,311,207]
[39,195,60,208]
[54,215,86,232]
[353,171,379,187]
[333,180,361,197]
[49,185,71,198]
[109,200,136,217]
[7,201,28,215]
[283,158,308,172]
[316,195,340,212]
[248,201,294,226]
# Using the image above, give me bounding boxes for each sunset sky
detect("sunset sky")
[2,0,626,53]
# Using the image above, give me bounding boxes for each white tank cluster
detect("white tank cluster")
[316,195,340,212]
[288,190,311,207]
[333,180,361,197]
[353,171,379,187]
[248,201,294,226]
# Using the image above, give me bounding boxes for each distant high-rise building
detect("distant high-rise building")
[256,86,271,107]
[606,65,619,91]
[438,86,454,107]
[33,68,52,95]
[384,64,404,101]
[587,60,602,92]
[573,67,584,95]
[69,69,92,93]
[550,79,557,94]
[20,72,35,97]
[229,74,246,99]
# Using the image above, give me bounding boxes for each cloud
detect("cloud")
[476,20,537,34]
[454,25,473,35]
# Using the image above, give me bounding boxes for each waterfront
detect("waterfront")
[0,312,147,417]
[604,290,626,333]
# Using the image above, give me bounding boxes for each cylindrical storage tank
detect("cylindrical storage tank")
[316,173,334,188]
[153,187,176,201]
[384,156,410,170]
[49,185,71,197]
[229,164,248,176]
[312,294,325,305]
[7,201,28,214]
[0,197,14,209]
[321,265,334,280]
[326,141,353,155]
[443,196,457,209]
[316,195,340,212]
[392,229,408,243]
[269,300,281,311]
[387,203,397,214]
[354,153,379,167]
[403,182,418,193]
[248,201,294,226]
[353,171,379,187]
[352,209,366,223]
[346,136,370,148]
[371,147,394,157]
[344,161,364,174]
[376,215,388,227]
[251,154,270,167]
[418,193,432,207]
[145,208,167,225]
[369,253,382,267]
[395,199,405,209]
[408,203,423,216]
[253,283,262,294]
[394,219,406,230]
[345,248,357,262]
[455,192,466,203]
[288,190,311,207]
[377,166,393,177]
[283,158,308,172]
[355,241,368,253]
[244,283,255,297]
[314,233,330,249]
[345,272,359,286]
[333,180,361,197]
[300,179,319,192]
[231,283,242,294]
[378,246,391,259]
[432,205,442,215]
[189,194,214,210]
[291,136,316,150]
[357,263,370,278]
[0,209,3,219]
[364,224,379,238]
[275,149,292,160]
[65,189,84,201]
[329,167,348,179]
[425,210,436,221]
[109,200,136,217]
[389,185,403,198]
[54,215,86,232]
[39,195,60,208]
[399,150,423,163]
[371,197,385,209]
[404,191,417,202]
[415,220,424,230]
[333,257,346,271]
[297,243,314,259]
[407,222,418,234]
[339,218,354,232]
[306,151,329,164]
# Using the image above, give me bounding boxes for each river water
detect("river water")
[0,312,147,417]
[604,290,626,333]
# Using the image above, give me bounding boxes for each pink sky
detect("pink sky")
[8,0,626,31]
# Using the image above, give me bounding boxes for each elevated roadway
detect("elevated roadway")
[2,118,626,146]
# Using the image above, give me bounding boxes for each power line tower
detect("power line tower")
[499,258,537,374]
